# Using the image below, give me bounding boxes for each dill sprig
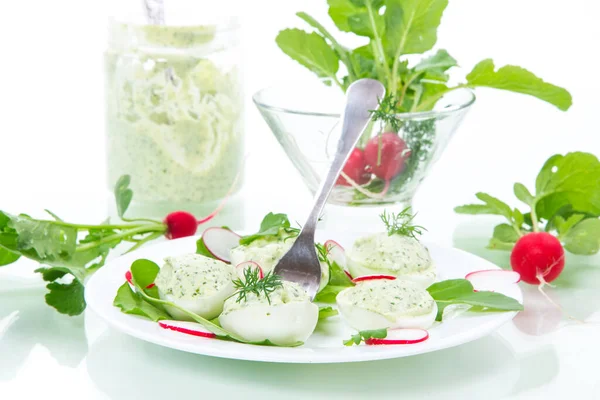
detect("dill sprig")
[380,207,426,239]
[370,95,403,133]
[232,267,283,305]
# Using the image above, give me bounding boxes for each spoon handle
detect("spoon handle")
[301,79,386,236]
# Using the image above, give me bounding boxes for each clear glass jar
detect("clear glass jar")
[105,2,243,216]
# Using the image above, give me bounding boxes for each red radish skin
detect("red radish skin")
[164,211,198,239]
[365,329,429,345]
[158,321,216,339]
[344,270,354,280]
[510,232,565,285]
[352,275,397,283]
[236,261,264,279]
[325,240,347,270]
[336,148,371,186]
[364,133,410,181]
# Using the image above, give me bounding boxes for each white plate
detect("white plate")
[85,231,522,364]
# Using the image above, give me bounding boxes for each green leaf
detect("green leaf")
[475,193,514,221]
[343,328,387,346]
[328,261,354,287]
[383,0,448,57]
[314,285,349,303]
[514,183,535,206]
[562,218,600,255]
[513,208,525,227]
[427,279,523,321]
[349,45,377,81]
[114,175,133,219]
[276,29,340,83]
[486,223,519,251]
[113,282,170,322]
[0,248,20,266]
[465,59,572,111]
[45,279,86,316]
[454,204,497,215]
[414,49,456,73]
[239,213,298,246]
[554,214,586,237]
[534,152,600,220]
[35,266,68,282]
[328,0,384,38]
[130,259,161,298]
[318,306,339,320]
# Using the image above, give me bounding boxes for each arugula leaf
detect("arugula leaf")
[45,279,86,316]
[239,213,298,246]
[114,175,133,219]
[427,279,523,321]
[328,0,384,39]
[275,29,341,88]
[0,248,20,266]
[466,59,572,111]
[562,218,600,255]
[534,152,600,220]
[113,282,170,322]
[384,0,448,56]
[314,285,349,303]
[343,328,387,346]
[318,306,339,320]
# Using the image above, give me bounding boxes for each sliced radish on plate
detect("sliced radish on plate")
[158,320,216,339]
[344,270,354,280]
[325,240,346,267]
[365,329,429,345]
[465,269,521,292]
[352,274,397,283]
[202,227,241,263]
[235,261,264,280]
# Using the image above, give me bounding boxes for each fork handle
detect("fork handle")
[301,79,386,236]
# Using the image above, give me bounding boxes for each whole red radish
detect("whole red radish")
[336,148,371,186]
[510,232,565,285]
[164,211,198,239]
[364,133,410,181]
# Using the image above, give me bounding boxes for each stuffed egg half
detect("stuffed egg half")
[155,254,235,320]
[347,233,436,288]
[219,281,318,346]
[336,279,437,331]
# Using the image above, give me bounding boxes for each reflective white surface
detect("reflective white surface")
[2,0,600,398]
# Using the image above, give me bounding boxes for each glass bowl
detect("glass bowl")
[253,80,475,209]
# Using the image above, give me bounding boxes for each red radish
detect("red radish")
[344,270,354,280]
[365,328,429,345]
[125,270,156,289]
[336,148,371,186]
[202,227,241,263]
[158,320,216,339]
[352,274,397,283]
[510,232,565,285]
[164,211,198,239]
[324,240,347,269]
[465,269,521,292]
[235,261,264,280]
[364,133,410,181]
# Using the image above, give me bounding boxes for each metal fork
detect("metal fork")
[273,79,386,299]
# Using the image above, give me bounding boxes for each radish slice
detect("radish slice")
[158,320,216,339]
[352,274,397,283]
[465,269,521,292]
[344,270,354,280]
[202,227,241,263]
[365,329,429,345]
[235,261,264,280]
[325,240,346,268]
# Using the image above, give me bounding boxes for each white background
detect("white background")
[1,1,600,399]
